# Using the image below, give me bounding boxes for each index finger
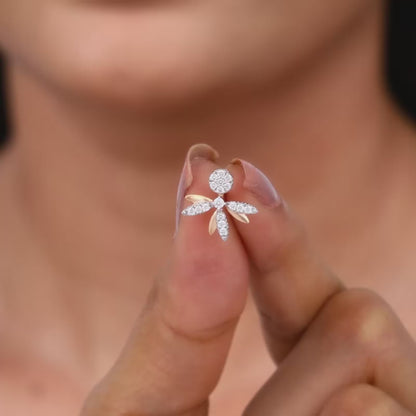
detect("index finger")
[227,159,344,361]
[82,145,250,416]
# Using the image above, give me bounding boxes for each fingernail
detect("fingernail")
[231,158,282,207]
[174,144,219,237]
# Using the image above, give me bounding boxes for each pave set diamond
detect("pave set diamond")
[182,201,212,216]
[209,169,234,194]
[181,168,258,241]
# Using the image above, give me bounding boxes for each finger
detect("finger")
[82,144,250,416]
[243,289,416,415]
[319,384,413,416]
[226,159,344,360]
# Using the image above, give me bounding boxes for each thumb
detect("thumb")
[81,144,250,416]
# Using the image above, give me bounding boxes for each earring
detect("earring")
[181,169,258,241]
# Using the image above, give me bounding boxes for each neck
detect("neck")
[2,3,415,378]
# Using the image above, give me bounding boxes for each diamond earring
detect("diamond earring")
[181,169,258,241]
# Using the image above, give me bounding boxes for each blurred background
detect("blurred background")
[0,0,415,145]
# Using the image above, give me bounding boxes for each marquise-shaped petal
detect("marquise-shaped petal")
[182,201,213,216]
[185,194,213,203]
[226,201,258,215]
[208,211,217,235]
[216,209,229,241]
[226,208,249,224]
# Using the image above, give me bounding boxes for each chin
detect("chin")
[34,34,289,115]
[48,48,218,113]
[18,6,242,113]
[9,0,377,114]
[12,3,297,114]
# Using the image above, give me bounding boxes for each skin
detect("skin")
[1,0,416,414]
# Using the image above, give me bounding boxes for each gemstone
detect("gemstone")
[216,211,226,220]
[226,201,258,215]
[213,196,225,209]
[182,201,212,216]
[216,209,229,241]
[209,169,233,194]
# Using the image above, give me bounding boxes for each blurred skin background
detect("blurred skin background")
[0,0,416,415]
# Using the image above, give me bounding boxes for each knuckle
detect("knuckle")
[322,288,397,355]
[159,309,239,344]
[322,384,391,416]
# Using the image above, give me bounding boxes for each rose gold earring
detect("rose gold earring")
[181,168,258,241]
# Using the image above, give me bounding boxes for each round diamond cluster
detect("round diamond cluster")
[209,169,233,194]
[227,201,258,215]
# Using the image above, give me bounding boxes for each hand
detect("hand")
[81,144,416,416]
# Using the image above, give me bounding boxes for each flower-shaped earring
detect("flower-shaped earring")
[181,169,258,241]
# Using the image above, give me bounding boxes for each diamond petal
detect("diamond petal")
[182,201,212,216]
[226,201,258,215]
[226,207,249,224]
[216,209,229,241]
